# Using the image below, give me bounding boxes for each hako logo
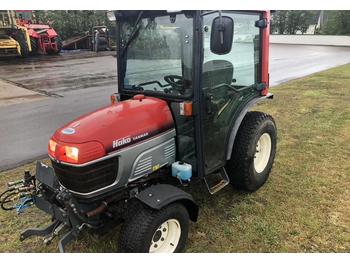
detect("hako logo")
[113,136,131,149]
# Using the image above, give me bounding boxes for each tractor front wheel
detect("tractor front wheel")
[118,201,189,253]
[226,111,277,191]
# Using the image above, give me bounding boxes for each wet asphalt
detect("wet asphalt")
[0,44,349,171]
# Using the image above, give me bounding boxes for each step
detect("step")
[204,167,230,194]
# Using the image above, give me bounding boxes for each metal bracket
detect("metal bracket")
[58,229,78,253]
[20,219,80,252]
[20,220,61,241]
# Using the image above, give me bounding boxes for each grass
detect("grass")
[0,64,350,252]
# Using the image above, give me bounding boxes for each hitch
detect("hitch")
[20,220,79,252]
[1,163,91,252]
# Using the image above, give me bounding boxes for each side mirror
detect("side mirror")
[210,15,234,55]
[255,18,268,29]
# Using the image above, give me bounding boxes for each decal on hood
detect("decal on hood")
[61,128,75,135]
[112,132,149,149]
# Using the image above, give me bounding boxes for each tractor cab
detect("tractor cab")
[115,10,271,192]
[15,10,34,25]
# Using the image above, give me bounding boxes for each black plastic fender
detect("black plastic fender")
[226,93,273,161]
[135,184,199,222]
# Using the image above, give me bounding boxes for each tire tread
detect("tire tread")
[226,111,276,191]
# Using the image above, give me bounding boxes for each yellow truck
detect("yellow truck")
[0,10,31,57]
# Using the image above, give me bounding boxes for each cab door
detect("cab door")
[201,11,262,175]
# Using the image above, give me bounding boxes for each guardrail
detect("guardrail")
[270,35,350,47]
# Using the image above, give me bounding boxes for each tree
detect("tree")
[319,11,350,35]
[271,11,319,34]
[271,11,288,34]
[33,10,113,40]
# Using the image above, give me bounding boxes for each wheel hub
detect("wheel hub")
[149,219,181,253]
[254,133,272,173]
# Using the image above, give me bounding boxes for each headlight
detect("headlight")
[65,146,79,163]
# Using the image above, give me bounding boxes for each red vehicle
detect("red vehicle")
[16,10,62,54]
[1,10,276,253]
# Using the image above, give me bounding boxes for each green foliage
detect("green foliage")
[33,10,113,40]
[319,11,350,35]
[271,11,319,34]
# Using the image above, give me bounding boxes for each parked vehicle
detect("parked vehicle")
[0,10,276,253]
[0,10,61,57]
[0,10,31,57]
[16,10,61,55]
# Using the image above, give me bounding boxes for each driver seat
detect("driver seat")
[202,60,234,91]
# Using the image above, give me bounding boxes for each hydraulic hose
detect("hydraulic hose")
[0,188,15,202]
[0,191,17,211]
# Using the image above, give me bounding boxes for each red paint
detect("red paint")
[49,97,174,164]
[25,26,60,54]
[261,11,270,96]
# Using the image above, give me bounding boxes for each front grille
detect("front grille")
[52,157,118,194]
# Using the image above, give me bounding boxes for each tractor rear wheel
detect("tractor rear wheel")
[14,32,29,57]
[226,111,277,191]
[118,201,189,253]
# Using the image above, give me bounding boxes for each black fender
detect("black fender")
[135,184,199,222]
[226,93,273,161]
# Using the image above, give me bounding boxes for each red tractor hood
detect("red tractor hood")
[51,96,174,163]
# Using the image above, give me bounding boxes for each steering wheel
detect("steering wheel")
[164,75,184,90]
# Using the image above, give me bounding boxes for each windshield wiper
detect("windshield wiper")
[121,11,144,58]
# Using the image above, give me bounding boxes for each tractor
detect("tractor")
[0,10,31,57]
[16,10,62,55]
[0,10,61,57]
[92,25,110,52]
[0,10,276,253]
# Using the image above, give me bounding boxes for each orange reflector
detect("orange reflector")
[180,101,193,116]
[48,139,57,156]
[110,94,117,104]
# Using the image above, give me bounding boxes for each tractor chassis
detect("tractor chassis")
[17,161,198,252]
[19,162,119,252]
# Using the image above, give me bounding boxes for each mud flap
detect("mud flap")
[135,184,199,222]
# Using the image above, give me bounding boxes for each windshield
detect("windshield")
[120,13,194,97]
